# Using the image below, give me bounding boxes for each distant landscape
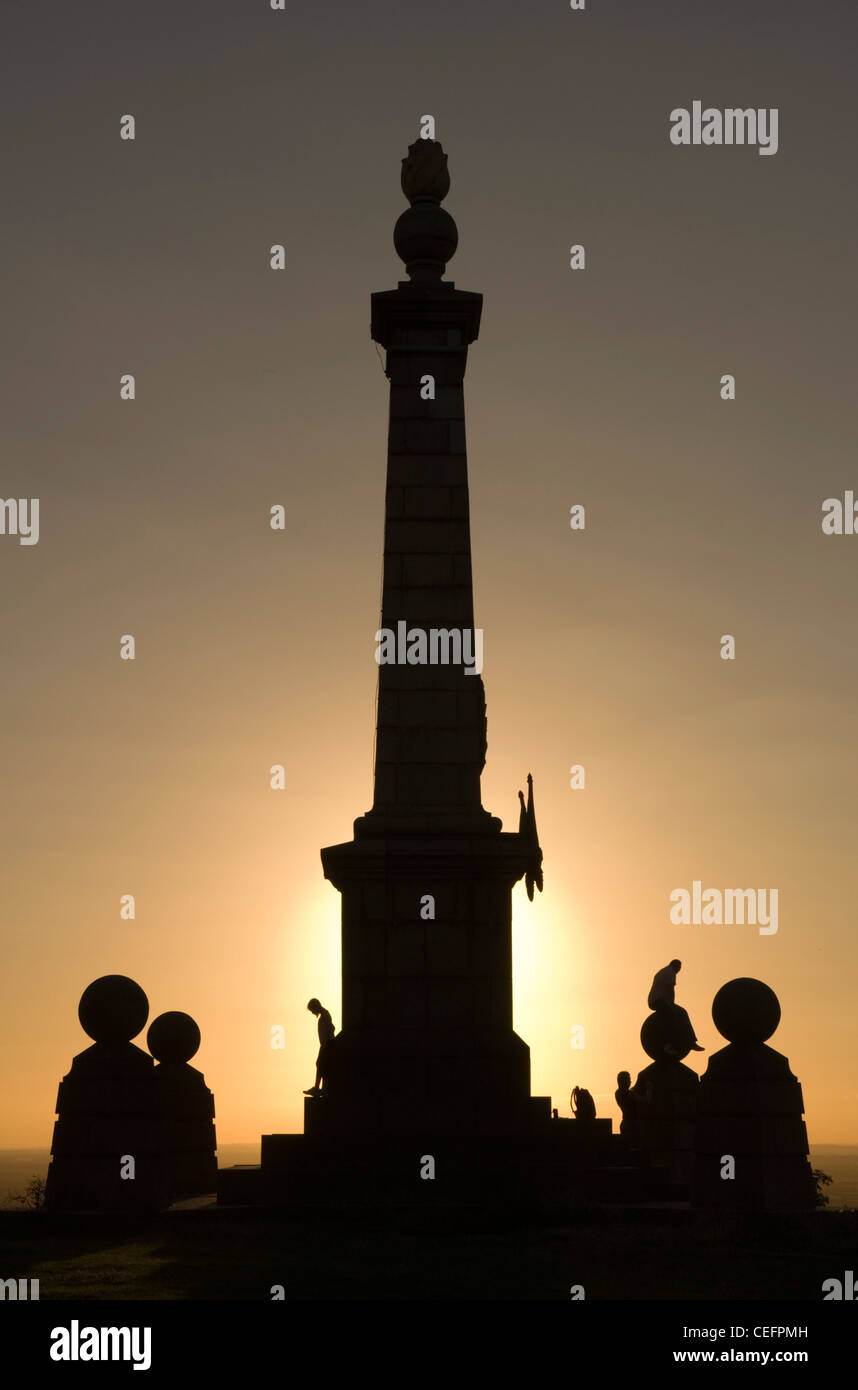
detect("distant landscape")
[0,1145,243,1209]
[2,1145,857,1210]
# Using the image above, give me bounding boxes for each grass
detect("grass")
[2,1204,856,1300]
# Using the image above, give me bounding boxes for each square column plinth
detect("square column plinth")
[317,829,537,1137]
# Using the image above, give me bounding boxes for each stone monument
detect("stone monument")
[313,136,544,1143]
[218,137,682,1210]
[693,978,816,1211]
[45,975,160,1212]
[222,138,577,1208]
[631,1010,700,1186]
[148,1011,218,1202]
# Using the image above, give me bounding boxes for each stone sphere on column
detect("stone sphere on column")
[712,978,781,1044]
[78,975,149,1044]
[394,203,458,279]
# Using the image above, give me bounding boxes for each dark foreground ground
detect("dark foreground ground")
[1,1203,855,1300]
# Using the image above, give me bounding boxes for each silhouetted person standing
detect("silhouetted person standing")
[647,959,704,1057]
[615,1070,641,1146]
[304,998,335,1097]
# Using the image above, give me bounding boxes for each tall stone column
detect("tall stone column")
[317,139,543,1138]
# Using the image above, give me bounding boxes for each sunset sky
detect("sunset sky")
[3,0,856,1149]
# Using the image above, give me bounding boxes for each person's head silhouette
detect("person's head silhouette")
[670,959,681,972]
[617,1070,631,1091]
[307,998,322,1015]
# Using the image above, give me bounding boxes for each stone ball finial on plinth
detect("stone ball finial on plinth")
[46,977,156,1213]
[712,978,781,1045]
[148,1011,216,1201]
[78,975,149,1044]
[694,978,814,1210]
[633,1014,699,1187]
[394,139,458,282]
[147,1011,201,1064]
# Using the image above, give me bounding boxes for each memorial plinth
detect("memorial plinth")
[148,1011,218,1200]
[45,976,160,1213]
[632,1013,699,1188]
[693,979,815,1212]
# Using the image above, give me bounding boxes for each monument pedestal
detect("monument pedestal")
[217,1115,679,1210]
[45,978,162,1213]
[693,1043,815,1211]
[632,1059,699,1188]
[319,829,538,1139]
[45,1041,161,1213]
[692,978,816,1212]
[152,1062,217,1199]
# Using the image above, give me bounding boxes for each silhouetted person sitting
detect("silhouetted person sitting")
[647,959,704,1058]
[571,1085,596,1121]
[303,998,335,1097]
[615,1070,641,1146]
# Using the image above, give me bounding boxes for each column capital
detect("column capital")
[371,285,482,351]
